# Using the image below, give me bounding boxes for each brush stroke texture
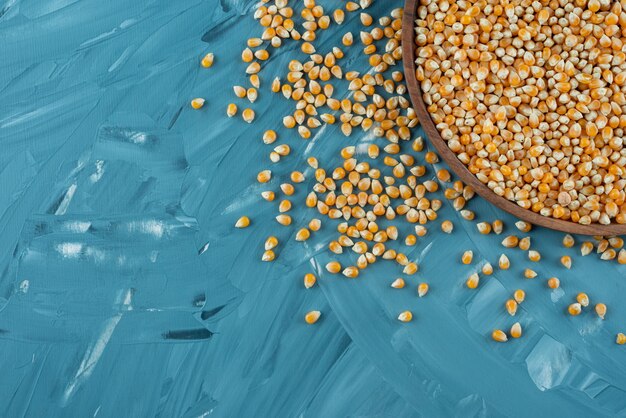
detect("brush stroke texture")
[0,0,624,417]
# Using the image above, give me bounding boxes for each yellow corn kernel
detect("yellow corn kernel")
[562,234,575,248]
[241,48,253,62]
[262,250,275,262]
[501,236,519,248]
[514,289,525,304]
[304,273,317,289]
[576,292,589,307]
[403,262,418,275]
[275,214,292,226]
[568,303,582,316]
[190,98,205,109]
[295,228,311,242]
[265,236,278,251]
[510,322,522,339]
[482,262,493,275]
[405,234,417,246]
[201,52,214,68]
[476,222,491,234]
[397,311,413,322]
[249,74,260,89]
[518,237,531,251]
[281,183,295,196]
[235,216,250,228]
[595,303,606,319]
[261,191,275,201]
[416,282,428,297]
[305,310,321,324]
[466,272,479,289]
[326,261,342,273]
[506,299,518,316]
[524,269,537,279]
[492,220,503,235]
[291,171,305,183]
[548,277,560,289]
[246,61,261,74]
[257,170,272,183]
[515,221,532,232]
[616,333,626,345]
[499,254,510,270]
[441,220,453,233]
[528,250,541,262]
[561,255,572,269]
[226,103,237,117]
[492,329,508,342]
[242,108,255,123]
[343,266,359,278]
[581,242,593,256]
[461,250,473,264]
[391,278,405,289]
[247,88,258,103]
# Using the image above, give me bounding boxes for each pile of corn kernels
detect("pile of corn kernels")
[193,0,625,345]
[414,0,626,226]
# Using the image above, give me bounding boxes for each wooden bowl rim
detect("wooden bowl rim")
[401,0,626,236]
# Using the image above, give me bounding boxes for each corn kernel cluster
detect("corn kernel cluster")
[414,0,626,226]
[195,0,624,345]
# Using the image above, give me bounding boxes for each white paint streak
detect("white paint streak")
[55,183,77,215]
[62,289,133,405]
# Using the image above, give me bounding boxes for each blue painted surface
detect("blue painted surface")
[0,0,625,416]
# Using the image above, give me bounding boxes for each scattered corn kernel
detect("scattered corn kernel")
[305,310,321,324]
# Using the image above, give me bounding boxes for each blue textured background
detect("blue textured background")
[0,0,625,416]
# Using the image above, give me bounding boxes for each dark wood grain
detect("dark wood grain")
[402,0,626,235]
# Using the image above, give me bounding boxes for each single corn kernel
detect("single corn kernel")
[492,220,503,235]
[482,262,493,275]
[296,228,311,241]
[595,303,607,319]
[265,236,278,250]
[275,214,292,226]
[257,170,272,183]
[581,242,593,256]
[461,250,473,264]
[261,191,275,201]
[561,255,572,269]
[262,250,275,262]
[466,272,479,289]
[326,261,342,273]
[397,311,413,322]
[191,98,205,109]
[506,299,518,316]
[501,235,519,248]
[304,273,317,289]
[242,108,255,123]
[492,329,508,342]
[576,292,589,307]
[515,221,532,232]
[616,333,626,345]
[547,277,560,289]
[528,250,541,262]
[518,237,531,251]
[343,266,359,278]
[391,278,405,288]
[418,282,429,297]
[514,289,525,304]
[499,254,510,270]
[235,216,250,228]
[568,303,582,316]
[403,262,418,275]
[523,269,536,279]
[201,52,214,68]
[477,222,491,234]
[562,234,575,248]
[226,103,238,117]
[305,310,321,324]
[510,322,522,339]
[441,220,454,233]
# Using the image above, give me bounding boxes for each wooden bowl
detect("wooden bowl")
[401,0,626,236]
